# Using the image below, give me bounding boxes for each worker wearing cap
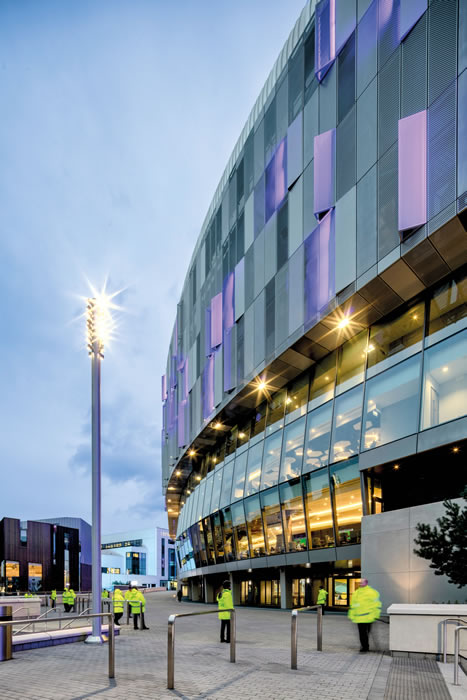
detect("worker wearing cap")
[51,589,57,608]
[217,580,234,643]
[62,584,76,613]
[316,585,328,615]
[348,579,381,652]
[127,582,144,630]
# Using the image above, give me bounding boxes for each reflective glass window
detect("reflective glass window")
[244,495,266,557]
[279,479,308,552]
[309,350,337,408]
[196,480,206,522]
[231,501,249,560]
[303,469,335,549]
[210,468,223,513]
[285,374,309,424]
[252,401,267,438]
[363,354,421,450]
[427,272,467,345]
[200,518,215,565]
[303,401,332,473]
[266,389,286,435]
[260,487,285,555]
[225,427,237,457]
[289,43,304,124]
[330,459,362,546]
[260,430,283,489]
[231,452,247,502]
[279,416,306,482]
[245,442,264,496]
[367,302,424,373]
[336,330,367,395]
[203,475,214,518]
[421,330,467,430]
[192,523,207,567]
[221,507,236,562]
[330,384,363,463]
[211,512,224,563]
[237,421,251,450]
[219,460,234,509]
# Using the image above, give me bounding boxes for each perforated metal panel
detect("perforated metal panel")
[428,81,456,220]
[378,0,400,70]
[378,143,399,259]
[401,13,427,118]
[378,49,400,158]
[428,0,457,107]
[336,106,356,200]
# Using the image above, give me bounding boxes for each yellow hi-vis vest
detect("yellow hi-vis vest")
[348,586,381,624]
[112,589,124,613]
[217,589,234,620]
[317,589,328,605]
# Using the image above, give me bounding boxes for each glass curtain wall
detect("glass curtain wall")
[303,469,334,549]
[330,459,362,546]
[244,495,266,557]
[279,479,307,551]
[231,501,249,559]
[260,487,285,554]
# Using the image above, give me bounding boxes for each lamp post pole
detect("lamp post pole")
[86,298,104,643]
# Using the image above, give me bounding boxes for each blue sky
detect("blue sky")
[0,0,306,533]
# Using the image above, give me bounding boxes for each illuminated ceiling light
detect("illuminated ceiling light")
[393,464,400,470]
[258,380,267,391]
[286,397,292,404]
[239,432,246,439]
[452,447,459,453]
[442,366,449,373]
[324,376,329,381]
[175,470,181,477]
[214,421,222,430]
[195,475,202,481]
[188,449,196,457]
[336,316,350,330]
[168,486,175,490]
[213,457,217,464]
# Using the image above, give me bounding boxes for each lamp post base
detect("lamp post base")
[85,634,105,645]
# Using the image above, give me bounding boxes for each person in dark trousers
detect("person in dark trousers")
[316,585,328,614]
[217,580,234,643]
[177,589,182,602]
[348,579,381,652]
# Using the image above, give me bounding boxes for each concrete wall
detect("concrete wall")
[362,500,465,612]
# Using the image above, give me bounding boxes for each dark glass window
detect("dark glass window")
[338,33,355,123]
[285,374,309,424]
[427,271,467,343]
[231,501,249,560]
[237,212,245,264]
[244,132,254,197]
[254,174,265,238]
[289,43,304,124]
[236,316,244,386]
[212,512,224,563]
[237,158,245,211]
[265,96,277,165]
[265,278,275,357]
[252,401,267,437]
[304,25,317,103]
[266,388,286,435]
[309,350,337,408]
[261,487,285,554]
[330,459,362,546]
[221,507,235,562]
[367,302,424,373]
[245,495,266,557]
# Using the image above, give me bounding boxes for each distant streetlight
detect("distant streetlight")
[85,293,114,643]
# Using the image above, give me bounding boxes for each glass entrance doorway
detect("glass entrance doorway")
[240,579,280,607]
[330,577,361,607]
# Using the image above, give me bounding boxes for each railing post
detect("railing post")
[317,605,323,651]
[126,601,130,626]
[58,609,62,630]
[167,615,176,690]
[108,613,115,679]
[291,610,298,670]
[454,627,460,686]
[230,610,236,663]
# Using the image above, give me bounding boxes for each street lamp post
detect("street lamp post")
[85,296,108,643]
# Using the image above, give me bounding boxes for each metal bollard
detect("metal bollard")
[0,606,12,662]
[454,625,467,686]
[108,613,115,679]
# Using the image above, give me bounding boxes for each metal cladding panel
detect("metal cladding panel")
[223,272,235,333]
[335,0,356,54]
[265,138,287,222]
[399,0,426,41]
[287,113,303,188]
[211,293,223,349]
[304,208,336,326]
[202,355,215,421]
[313,129,336,215]
[398,111,427,232]
[161,374,167,402]
[428,81,457,221]
[315,0,336,82]
[234,257,245,321]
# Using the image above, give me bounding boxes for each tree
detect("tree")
[413,489,467,589]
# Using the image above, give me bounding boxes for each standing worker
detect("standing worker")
[50,589,57,609]
[217,580,234,644]
[177,588,182,603]
[112,588,125,626]
[316,584,328,614]
[135,587,149,630]
[128,582,144,630]
[124,586,132,619]
[348,579,381,652]
[62,584,76,613]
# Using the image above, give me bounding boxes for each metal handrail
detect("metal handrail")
[454,625,467,686]
[13,607,58,636]
[441,618,467,664]
[62,608,92,630]
[167,608,236,690]
[291,605,323,670]
[0,612,115,678]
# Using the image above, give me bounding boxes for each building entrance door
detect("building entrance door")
[331,577,361,607]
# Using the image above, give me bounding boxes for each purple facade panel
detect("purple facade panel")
[161,374,167,402]
[177,400,186,448]
[211,292,223,348]
[205,307,212,356]
[398,111,427,232]
[314,129,336,216]
[315,0,336,82]
[223,327,233,392]
[183,357,189,400]
[203,355,215,421]
[304,209,335,326]
[266,138,288,223]
[265,154,276,222]
[399,0,427,41]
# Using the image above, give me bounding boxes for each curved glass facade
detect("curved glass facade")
[163,0,467,609]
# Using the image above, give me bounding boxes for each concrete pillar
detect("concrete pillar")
[229,573,240,606]
[280,569,293,609]
[190,579,200,602]
[204,577,215,603]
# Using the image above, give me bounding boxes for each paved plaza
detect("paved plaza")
[0,591,463,699]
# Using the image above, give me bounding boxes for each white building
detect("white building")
[101,527,176,590]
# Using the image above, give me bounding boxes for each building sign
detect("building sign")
[101,539,143,550]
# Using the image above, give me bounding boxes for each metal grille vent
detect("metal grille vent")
[378,143,399,259]
[336,106,356,200]
[458,192,467,214]
[378,0,400,71]
[428,0,457,106]
[378,49,400,159]
[428,81,456,220]
[401,13,427,118]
